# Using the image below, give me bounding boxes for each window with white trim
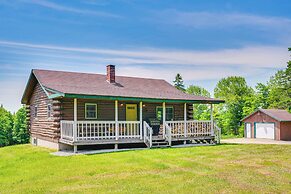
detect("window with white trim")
[85,103,97,119]
[156,106,174,121]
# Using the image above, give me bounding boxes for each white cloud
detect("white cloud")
[0,40,289,68]
[154,9,291,29]
[21,0,121,18]
[117,65,242,82]
[0,40,288,112]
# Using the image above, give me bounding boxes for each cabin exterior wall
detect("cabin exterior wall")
[28,83,60,143]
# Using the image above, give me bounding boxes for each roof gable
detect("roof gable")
[242,109,291,122]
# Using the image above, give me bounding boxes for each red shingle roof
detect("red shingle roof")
[22,69,224,103]
[260,109,291,121]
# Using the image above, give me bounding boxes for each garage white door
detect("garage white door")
[255,123,275,139]
[245,123,251,138]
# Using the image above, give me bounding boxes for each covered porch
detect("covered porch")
[59,97,221,152]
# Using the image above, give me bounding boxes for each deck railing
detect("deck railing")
[165,120,213,138]
[60,120,218,144]
[118,121,141,138]
[61,120,142,142]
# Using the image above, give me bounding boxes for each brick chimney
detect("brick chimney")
[106,64,115,83]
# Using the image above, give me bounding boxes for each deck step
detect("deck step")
[151,145,170,148]
[151,139,170,148]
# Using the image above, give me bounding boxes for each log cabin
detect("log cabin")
[21,65,224,152]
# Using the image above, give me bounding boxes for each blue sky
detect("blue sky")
[0,0,290,112]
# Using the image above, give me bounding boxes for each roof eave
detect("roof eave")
[63,93,224,104]
[21,70,36,104]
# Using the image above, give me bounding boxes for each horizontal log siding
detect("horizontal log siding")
[60,99,186,121]
[29,83,59,142]
[61,99,117,121]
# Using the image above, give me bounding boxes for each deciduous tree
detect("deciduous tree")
[186,85,211,120]
[13,107,29,144]
[0,105,14,146]
[214,76,253,135]
[268,49,291,112]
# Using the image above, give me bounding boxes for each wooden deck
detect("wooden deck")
[60,138,144,146]
[60,120,221,151]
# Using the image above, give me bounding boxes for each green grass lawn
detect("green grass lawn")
[0,144,290,193]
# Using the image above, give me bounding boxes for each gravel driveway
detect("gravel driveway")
[221,138,291,145]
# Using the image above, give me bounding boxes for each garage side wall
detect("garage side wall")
[280,121,291,141]
[243,111,280,140]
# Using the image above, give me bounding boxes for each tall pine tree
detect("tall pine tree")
[173,73,185,92]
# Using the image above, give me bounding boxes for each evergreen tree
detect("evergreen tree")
[173,73,185,92]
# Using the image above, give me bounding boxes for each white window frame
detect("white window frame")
[156,106,174,121]
[85,103,97,119]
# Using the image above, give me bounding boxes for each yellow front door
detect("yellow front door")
[126,104,137,121]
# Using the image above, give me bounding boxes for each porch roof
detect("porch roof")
[22,69,224,104]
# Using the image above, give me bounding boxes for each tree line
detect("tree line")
[0,106,29,147]
[174,48,291,136]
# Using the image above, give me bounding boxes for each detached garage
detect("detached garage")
[241,109,291,141]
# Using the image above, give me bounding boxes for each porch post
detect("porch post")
[73,98,77,153]
[115,100,119,140]
[162,102,166,139]
[184,103,187,138]
[210,104,214,136]
[139,101,143,139]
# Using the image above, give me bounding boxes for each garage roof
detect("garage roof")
[242,109,291,122]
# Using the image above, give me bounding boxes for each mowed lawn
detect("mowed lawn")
[0,144,290,193]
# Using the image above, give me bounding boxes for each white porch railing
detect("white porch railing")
[61,120,142,142]
[165,120,213,138]
[118,121,141,138]
[60,120,220,144]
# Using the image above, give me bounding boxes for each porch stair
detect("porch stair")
[151,138,170,148]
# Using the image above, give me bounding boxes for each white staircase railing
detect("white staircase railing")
[213,122,221,144]
[60,120,74,141]
[164,122,172,146]
[143,121,152,148]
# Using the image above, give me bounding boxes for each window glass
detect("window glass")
[85,104,97,119]
[156,107,163,121]
[166,107,174,121]
[156,106,173,121]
